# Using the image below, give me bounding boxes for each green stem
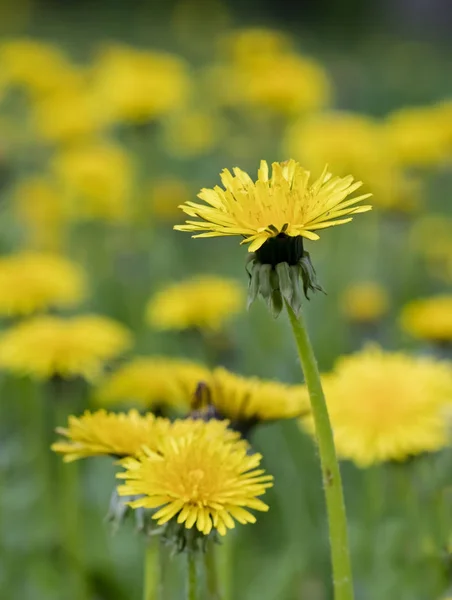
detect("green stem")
[186,551,199,600]
[285,302,354,600]
[143,538,158,600]
[204,542,222,600]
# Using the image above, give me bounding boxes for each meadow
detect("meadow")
[0,2,451,599]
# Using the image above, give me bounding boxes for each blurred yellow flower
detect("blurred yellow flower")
[14,177,68,251]
[0,252,86,316]
[400,296,452,343]
[145,177,192,220]
[117,418,273,536]
[96,356,209,412]
[0,314,132,380]
[213,52,330,116]
[341,282,389,323]
[201,367,310,425]
[146,276,244,332]
[32,83,107,145]
[91,44,191,124]
[383,104,451,168]
[301,346,452,466]
[0,38,82,97]
[285,111,419,213]
[175,160,372,252]
[52,141,133,222]
[220,27,292,64]
[52,409,158,462]
[162,109,221,157]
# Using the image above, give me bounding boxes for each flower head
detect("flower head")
[301,346,452,466]
[96,356,209,412]
[146,276,244,332]
[400,296,452,343]
[0,315,132,380]
[117,418,273,536]
[51,409,159,462]
[196,367,309,430]
[341,282,389,323]
[175,159,372,252]
[0,252,86,316]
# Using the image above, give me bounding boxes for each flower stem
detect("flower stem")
[186,551,199,600]
[285,301,354,600]
[143,538,158,600]
[204,542,222,600]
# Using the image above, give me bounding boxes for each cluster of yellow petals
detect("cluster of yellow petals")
[301,346,452,466]
[96,356,209,412]
[0,315,132,380]
[146,276,244,332]
[51,409,158,462]
[400,295,452,342]
[0,252,86,316]
[175,159,372,252]
[117,418,273,536]
[207,367,310,422]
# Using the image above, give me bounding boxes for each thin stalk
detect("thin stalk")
[285,302,354,600]
[186,551,199,600]
[143,538,158,600]
[204,542,222,600]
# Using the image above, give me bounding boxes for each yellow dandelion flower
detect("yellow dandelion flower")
[220,27,292,64]
[175,159,372,253]
[300,346,452,466]
[51,409,158,462]
[14,178,68,252]
[0,38,81,97]
[117,418,273,536]
[96,356,209,412]
[52,141,133,222]
[0,252,86,316]
[410,215,452,283]
[383,104,451,168]
[146,276,244,332]
[400,296,452,343]
[32,83,107,145]
[91,44,191,124]
[204,367,310,425]
[341,282,389,323]
[0,314,132,380]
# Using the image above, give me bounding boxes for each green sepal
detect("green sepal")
[259,264,273,300]
[289,265,303,316]
[247,262,261,309]
[269,289,283,318]
[276,262,293,304]
[299,251,326,299]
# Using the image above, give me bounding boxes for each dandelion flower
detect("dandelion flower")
[175,159,372,253]
[51,409,159,462]
[200,367,310,428]
[117,418,273,536]
[146,178,192,220]
[0,315,132,380]
[96,356,209,412]
[301,346,452,466]
[341,282,389,323]
[52,142,133,222]
[400,296,452,343]
[0,252,86,316]
[146,276,244,332]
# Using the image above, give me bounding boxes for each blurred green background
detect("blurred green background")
[0,0,451,599]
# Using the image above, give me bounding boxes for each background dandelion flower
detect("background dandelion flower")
[0,314,132,380]
[0,252,86,316]
[300,346,452,466]
[146,276,244,332]
[400,295,452,343]
[117,419,273,536]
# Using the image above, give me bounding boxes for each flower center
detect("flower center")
[254,233,304,266]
